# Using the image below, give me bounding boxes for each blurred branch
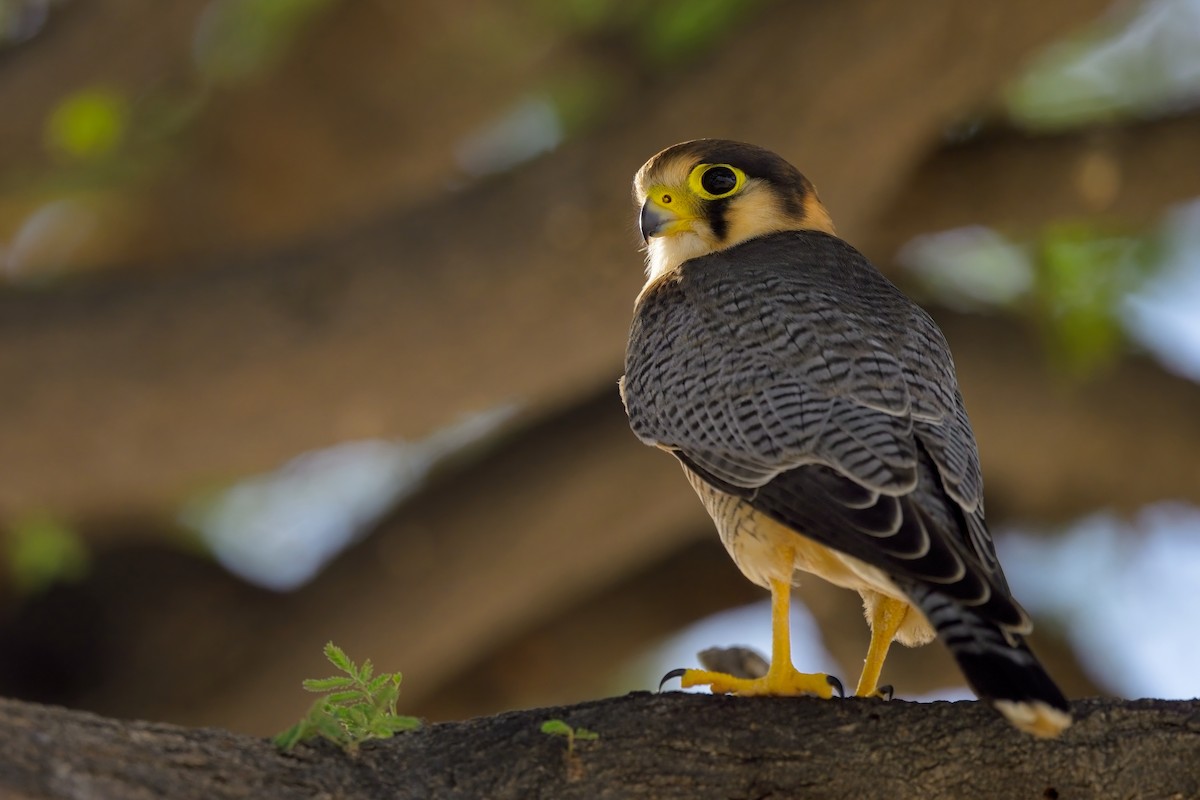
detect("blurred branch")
[0,0,1111,518]
[410,537,764,722]
[0,1,559,272]
[2,694,1198,800]
[414,536,1101,724]
[867,112,1200,260]
[132,0,584,263]
[20,395,709,734]
[937,310,1200,523]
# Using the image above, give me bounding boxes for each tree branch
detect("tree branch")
[2,694,1197,799]
[866,113,1200,261]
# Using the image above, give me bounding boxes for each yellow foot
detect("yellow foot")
[661,667,843,699]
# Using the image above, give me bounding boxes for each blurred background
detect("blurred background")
[1,0,1199,736]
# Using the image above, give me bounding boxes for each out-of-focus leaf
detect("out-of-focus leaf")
[535,0,625,31]
[193,0,334,83]
[1035,223,1161,375]
[4,514,89,595]
[1006,0,1200,130]
[544,68,621,135]
[638,0,766,66]
[45,88,128,162]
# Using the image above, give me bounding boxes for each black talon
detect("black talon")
[659,668,688,691]
[826,674,844,698]
[877,684,894,701]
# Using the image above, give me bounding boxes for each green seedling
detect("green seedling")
[273,641,420,752]
[540,718,599,757]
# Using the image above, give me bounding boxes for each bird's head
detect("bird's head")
[633,139,835,282]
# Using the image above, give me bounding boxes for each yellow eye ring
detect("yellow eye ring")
[688,163,746,199]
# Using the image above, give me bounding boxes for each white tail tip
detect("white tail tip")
[994,699,1073,738]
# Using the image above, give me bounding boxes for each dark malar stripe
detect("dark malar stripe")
[708,197,731,241]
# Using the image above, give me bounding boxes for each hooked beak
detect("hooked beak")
[639,198,685,243]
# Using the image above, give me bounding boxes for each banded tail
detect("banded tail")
[911,586,1072,737]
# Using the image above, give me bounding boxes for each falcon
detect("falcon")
[620,139,1071,737]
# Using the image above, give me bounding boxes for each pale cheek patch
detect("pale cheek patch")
[722,183,836,248]
[724,187,791,246]
[801,193,836,236]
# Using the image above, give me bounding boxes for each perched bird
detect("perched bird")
[620,139,1071,737]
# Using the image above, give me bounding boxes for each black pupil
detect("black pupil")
[701,166,737,195]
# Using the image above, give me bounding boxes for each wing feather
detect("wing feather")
[624,230,1025,629]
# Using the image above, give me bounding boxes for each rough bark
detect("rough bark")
[0,0,1112,518]
[2,694,1197,800]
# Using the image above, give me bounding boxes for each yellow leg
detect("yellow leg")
[854,594,909,698]
[677,575,839,699]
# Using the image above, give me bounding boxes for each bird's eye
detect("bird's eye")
[700,166,738,196]
[686,163,745,200]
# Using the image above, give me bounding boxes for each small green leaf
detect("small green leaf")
[314,714,347,743]
[323,641,353,674]
[574,728,599,741]
[358,659,374,684]
[271,722,306,750]
[541,719,573,737]
[346,705,371,728]
[374,681,399,703]
[368,723,392,739]
[387,716,421,733]
[323,691,363,706]
[302,676,355,692]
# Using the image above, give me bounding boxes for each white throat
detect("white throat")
[644,232,712,285]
